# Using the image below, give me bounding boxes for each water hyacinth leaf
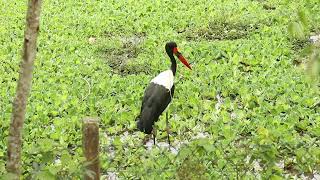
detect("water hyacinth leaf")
[288,22,304,39]
[298,10,308,27]
[35,171,55,180]
[61,152,72,166]
[41,151,55,164]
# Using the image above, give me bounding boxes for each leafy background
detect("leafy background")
[0,0,319,179]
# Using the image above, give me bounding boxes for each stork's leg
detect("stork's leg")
[152,125,156,145]
[166,111,171,146]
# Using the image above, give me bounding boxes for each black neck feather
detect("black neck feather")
[169,54,177,76]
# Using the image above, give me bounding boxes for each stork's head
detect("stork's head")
[165,42,192,70]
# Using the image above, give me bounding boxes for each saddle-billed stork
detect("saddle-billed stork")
[136,41,191,145]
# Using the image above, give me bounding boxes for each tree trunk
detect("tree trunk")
[83,117,100,180]
[6,0,42,178]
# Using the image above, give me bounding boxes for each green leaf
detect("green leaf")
[177,147,192,160]
[1,173,17,180]
[61,151,72,166]
[36,170,55,180]
[298,10,308,27]
[217,159,226,169]
[48,166,61,176]
[41,151,55,164]
[113,136,122,146]
[270,174,282,180]
[288,22,304,39]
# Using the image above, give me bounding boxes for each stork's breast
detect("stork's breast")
[150,70,174,90]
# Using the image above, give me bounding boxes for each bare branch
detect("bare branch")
[6,0,42,178]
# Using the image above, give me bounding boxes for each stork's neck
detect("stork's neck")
[169,54,177,76]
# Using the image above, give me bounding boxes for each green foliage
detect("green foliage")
[287,7,320,80]
[0,0,319,179]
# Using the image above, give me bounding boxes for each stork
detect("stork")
[136,41,192,145]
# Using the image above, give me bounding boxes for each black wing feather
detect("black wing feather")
[137,83,174,134]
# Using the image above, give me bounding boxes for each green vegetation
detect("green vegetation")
[1,0,319,179]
